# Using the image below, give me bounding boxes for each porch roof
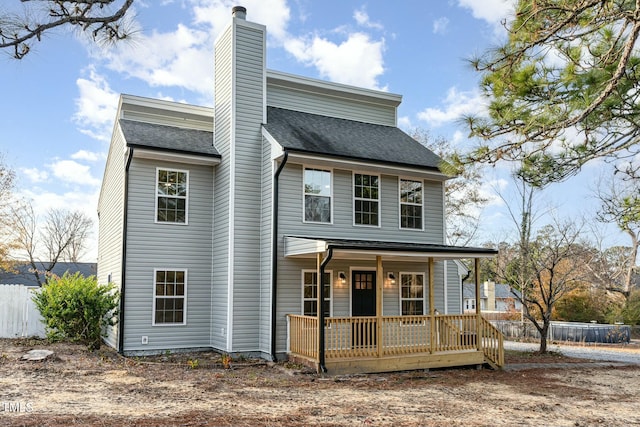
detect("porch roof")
[284,236,497,261]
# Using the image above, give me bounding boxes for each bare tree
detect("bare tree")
[526,220,586,353]
[411,129,488,246]
[593,170,640,302]
[9,202,93,285]
[0,155,17,271]
[0,0,135,59]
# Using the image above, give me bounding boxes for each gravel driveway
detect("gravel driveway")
[505,340,640,364]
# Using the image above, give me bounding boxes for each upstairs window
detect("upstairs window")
[304,168,332,223]
[354,173,379,226]
[400,273,425,315]
[302,270,332,317]
[400,179,423,230]
[156,168,188,224]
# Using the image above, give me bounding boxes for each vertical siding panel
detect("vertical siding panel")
[212,25,232,351]
[122,159,213,352]
[97,126,126,349]
[231,23,265,353]
[260,139,273,352]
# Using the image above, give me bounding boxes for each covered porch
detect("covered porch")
[284,236,501,374]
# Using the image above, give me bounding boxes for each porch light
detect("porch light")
[387,272,396,285]
[338,271,346,284]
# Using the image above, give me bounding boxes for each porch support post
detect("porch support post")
[376,255,383,358]
[428,257,435,352]
[475,257,482,352]
[317,252,323,366]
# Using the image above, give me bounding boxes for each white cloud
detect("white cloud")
[433,17,450,35]
[417,87,487,127]
[451,130,465,145]
[71,150,104,162]
[98,24,214,95]
[49,160,101,187]
[21,167,49,183]
[285,32,386,90]
[481,178,509,207]
[73,67,119,142]
[457,0,515,26]
[397,116,412,129]
[354,7,384,30]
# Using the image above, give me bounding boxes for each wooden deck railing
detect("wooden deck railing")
[287,314,318,359]
[480,316,504,367]
[287,314,504,368]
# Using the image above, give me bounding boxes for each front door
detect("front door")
[352,271,376,348]
[352,271,376,316]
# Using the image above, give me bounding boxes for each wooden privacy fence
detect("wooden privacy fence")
[0,284,46,338]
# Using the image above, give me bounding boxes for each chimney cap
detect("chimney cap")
[232,6,247,19]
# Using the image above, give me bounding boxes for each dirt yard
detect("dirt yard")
[1,338,639,427]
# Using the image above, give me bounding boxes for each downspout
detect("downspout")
[270,151,288,362]
[318,247,333,373]
[118,147,134,354]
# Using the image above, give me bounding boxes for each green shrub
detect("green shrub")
[33,272,119,350]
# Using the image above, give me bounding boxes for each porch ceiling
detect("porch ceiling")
[284,236,497,261]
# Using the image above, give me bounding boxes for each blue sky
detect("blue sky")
[0,0,625,262]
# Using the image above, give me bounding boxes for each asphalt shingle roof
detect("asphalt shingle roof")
[264,107,444,170]
[119,119,219,158]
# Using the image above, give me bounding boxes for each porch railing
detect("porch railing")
[287,314,504,367]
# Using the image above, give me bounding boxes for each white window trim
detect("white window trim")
[301,269,333,317]
[352,172,381,228]
[398,272,426,316]
[465,298,476,310]
[155,167,190,225]
[302,166,334,225]
[398,177,424,231]
[152,268,188,326]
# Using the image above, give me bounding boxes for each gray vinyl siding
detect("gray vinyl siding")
[274,163,448,353]
[122,158,213,352]
[267,83,396,126]
[230,22,265,353]
[211,24,232,351]
[446,260,463,315]
[213,19,267,353]
[259,139,273,352]
[97,127,126,350]
[279,164,444,244]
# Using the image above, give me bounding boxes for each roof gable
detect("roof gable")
[264,107,444,170]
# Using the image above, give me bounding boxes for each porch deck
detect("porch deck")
[287,314,504,374]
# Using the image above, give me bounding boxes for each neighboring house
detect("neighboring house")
[97,7,499,374]
[0,262,97,287]
[463,281,522,320]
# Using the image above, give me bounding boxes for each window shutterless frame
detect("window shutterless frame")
[399,272,426,316]
[399,177,424,230]
[352,172,381,227]
[152,268,187,326]
[155,167,189,225]
[302,166,333,224]
[301,269,333,317]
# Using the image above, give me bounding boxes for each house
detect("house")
[463,281,522,320]
[97,6,500,374]
[0,262,97,287]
